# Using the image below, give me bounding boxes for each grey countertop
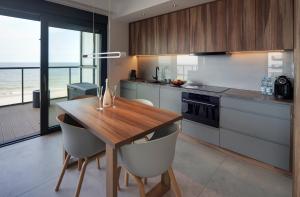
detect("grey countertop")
[121,79,294,105]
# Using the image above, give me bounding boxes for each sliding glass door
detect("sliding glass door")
[46,25,102,129]
[0,14,41,145]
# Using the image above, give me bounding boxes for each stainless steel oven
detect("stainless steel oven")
[182,92,220,128]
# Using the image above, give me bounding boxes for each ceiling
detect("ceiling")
[46,0,215,22]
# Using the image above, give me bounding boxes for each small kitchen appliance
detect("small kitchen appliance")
[129,70,137,80]
[274,75,293,100]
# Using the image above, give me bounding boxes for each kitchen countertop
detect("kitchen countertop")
[121,79,294,105]
[223,88,293,105]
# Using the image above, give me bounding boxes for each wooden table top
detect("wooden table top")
[57,97,182,148]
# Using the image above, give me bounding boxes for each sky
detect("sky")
[0,15,80,64]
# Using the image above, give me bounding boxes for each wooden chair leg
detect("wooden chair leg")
[130,173,146,197]
[55,154,71,191]
[124,170,129,187]
[96,156,101,169]
[75,158,89,197]
[168,168,181,197]
[78,159,83,171]
[117,166,122,190]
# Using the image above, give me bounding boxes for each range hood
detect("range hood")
[191,52,228,56]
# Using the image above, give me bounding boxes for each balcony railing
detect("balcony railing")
[0,66,96,107]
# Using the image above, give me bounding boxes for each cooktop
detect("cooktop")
[182,83,229,93]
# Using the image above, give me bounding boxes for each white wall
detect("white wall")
[107,20,137,94]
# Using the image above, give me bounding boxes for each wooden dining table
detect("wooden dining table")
[57,96,182,197]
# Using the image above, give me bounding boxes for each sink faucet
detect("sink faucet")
[152,66,159,82]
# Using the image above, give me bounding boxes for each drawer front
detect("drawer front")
[182,119,220,146]
[220,108,290,146]
[221,96,291,120]
[120,88,137,99]
[120,81,137,90]
[220,128,290,170]
[160,87,182,113]
[137,84,160,107]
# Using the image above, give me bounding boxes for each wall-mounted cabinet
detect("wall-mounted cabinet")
[256,0,293,50]
[190,0,227,53]
[167,9,190,54]
[227,0,256,51]
[129,0,294,55]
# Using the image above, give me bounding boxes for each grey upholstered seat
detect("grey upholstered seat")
[118,123,182,197]
[55,114,105,197]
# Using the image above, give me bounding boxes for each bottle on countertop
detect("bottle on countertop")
[103,78,112,108]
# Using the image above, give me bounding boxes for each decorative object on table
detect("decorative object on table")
[67,83,97,100]
[274,75,293,100]
[112,85,117,108]
[103,78,112,108]
[129,69,137,80]
[97,86,103,111]
[260,76,274,96]
[170,79,186,87]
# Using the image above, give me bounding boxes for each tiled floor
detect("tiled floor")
[0,132,292,197]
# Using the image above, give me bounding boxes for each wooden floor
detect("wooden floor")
[0,98,66,145]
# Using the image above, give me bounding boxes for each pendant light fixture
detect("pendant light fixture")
[83,0,126,59]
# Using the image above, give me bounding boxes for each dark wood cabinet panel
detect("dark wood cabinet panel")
[190,0,227,53]
[155,15,168,54]
[190,5,206,52]
[167,12,178,54]
[177,9,190,54]
[227,0,256,51]
[129,22,139,55]
[145,17,156,55]
[256,0,293,50]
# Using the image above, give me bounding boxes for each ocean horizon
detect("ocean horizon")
[0,62,94,106]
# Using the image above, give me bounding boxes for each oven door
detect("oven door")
[182,96,219,128]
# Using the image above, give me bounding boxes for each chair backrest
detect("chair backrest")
[132,99,154,107]
[119,123,179,178]
[57,114,105,159]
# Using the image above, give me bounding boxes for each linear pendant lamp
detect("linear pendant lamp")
[82,0,126,59]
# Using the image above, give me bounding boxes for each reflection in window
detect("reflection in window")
[267,52,294,78]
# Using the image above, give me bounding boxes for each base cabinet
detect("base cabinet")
[136,83,160,107]
[220,96,292,171]
[182,119,220,146]
[220,128,290,170]
[159,87,182,113]
[120,81,137,99]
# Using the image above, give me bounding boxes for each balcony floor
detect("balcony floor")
[0,99,65,145]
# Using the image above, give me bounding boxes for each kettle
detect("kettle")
[274,76,293,100]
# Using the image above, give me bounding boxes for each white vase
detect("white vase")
[103,78,112,108]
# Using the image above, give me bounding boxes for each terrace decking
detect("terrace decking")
[0,99,65,145]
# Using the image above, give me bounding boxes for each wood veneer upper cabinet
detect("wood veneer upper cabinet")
[155,14,168,54]
[167,9,190,54]
[167,12,178,54]
[129,22,140,55]
[190,0,227,53]
[227,0,256,51]
[177,9,190,54]
[145,17,156,55]
[256,0,293,50]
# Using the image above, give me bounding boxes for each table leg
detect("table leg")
[106,144,118,197]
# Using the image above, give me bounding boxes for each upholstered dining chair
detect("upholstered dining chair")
[132,99,154,107]
[118,123,181,197]
[55,114,106,197]
[70,95,100,170]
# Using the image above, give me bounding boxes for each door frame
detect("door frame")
[40,18,107,135]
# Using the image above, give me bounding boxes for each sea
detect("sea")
[0,62,94,106]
